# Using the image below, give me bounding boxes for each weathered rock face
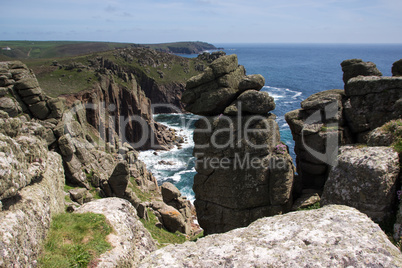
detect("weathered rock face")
[85,48,213,114]
[108,161,130,198]
[321,146,400,222]
[182,55,265,116]
[139,205,402,267]
[286,60,402,192]
[285,89,350,190]
[75,198,157,267]
[82,71,178,151]
[196,51,226,63]
[340,58,382,84]
[0,61,65,119]
[159,182,193,235]
[183,55,294,235]
[344,76,402,139]
[0,116,50,200]
[392,59,402,76]
[0,137,65,268]
[151,201,189,234]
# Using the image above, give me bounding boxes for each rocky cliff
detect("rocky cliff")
[286,59,402,189]
[182,55,295,235]
[0,114,65,266]
[0,60,197,266]
[140,41,217,55]
[286,59,402,235]
[1,51,402,266]
[32,47,211,114]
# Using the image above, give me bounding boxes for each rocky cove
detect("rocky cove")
[0,50,402,267]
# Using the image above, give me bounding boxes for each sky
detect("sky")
[1,0,402,44]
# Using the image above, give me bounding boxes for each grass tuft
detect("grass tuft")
[38,212,112,268]
[297,202,321,211]
[140,208,187,248]
[381,119,402,153]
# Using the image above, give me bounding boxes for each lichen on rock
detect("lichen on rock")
[183,54,294,235]
[139,205,402,267]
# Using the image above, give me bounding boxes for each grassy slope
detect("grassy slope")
[0,41,131,59]
[0,41,216,59]
[142,41,217,53]
[23,47,206,97]
[38,212,112,267]
[0,40,211,97]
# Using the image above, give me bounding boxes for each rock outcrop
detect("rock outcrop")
[392,59,402,76]
[182,54,265,115]
[286,59,402,192]
[286,59,402,237]
[81,61,179,150]
[75,198,157,267]
[139,205,402,267]
[183,54,294,235]
[0,61,65,120]
[159,182,193,234]
[0,115,65,267]
[81,48,218,114]
[321,146,400,222]
[340,58,382,84]
[0,60,195,267]
[344,76,402,141]
[285,89,349,189]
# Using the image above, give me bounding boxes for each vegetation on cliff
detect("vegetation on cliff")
[0,40,216,60]
[381,119,402,153]
[39,212,112,268]
[14,46,212,114]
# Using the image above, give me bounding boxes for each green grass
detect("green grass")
[20,45,207,97]
[0,41,215,60]
[85,170,103,200]
[35,65,98,97]
[381,119,402,153]
[320,125,339,132]
[0,41,132,59]
[297,202,321,211]
[128,177,155,202]
[190,231,204,242]
[38,212,112,268]
[140,208,187,248]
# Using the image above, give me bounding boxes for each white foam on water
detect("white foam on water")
[138,113,198,200]
[263,86,303,101]
[180,186,195,203]
[166,168,195,183]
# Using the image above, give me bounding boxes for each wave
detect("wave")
[138,113,198,200]
[262,86,303,101]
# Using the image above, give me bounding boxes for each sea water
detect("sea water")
[139,43,402,202]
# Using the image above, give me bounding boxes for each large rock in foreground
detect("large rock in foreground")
[139,205,402,267]
[321,146,400,222]
[75,198,157,267]
[0,152,65,267]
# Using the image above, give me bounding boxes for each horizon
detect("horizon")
[1,40,402,46]
[2,0,402,44]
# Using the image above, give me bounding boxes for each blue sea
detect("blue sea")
[139,43,402,201]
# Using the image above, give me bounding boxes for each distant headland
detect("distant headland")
[0,40,217,60]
